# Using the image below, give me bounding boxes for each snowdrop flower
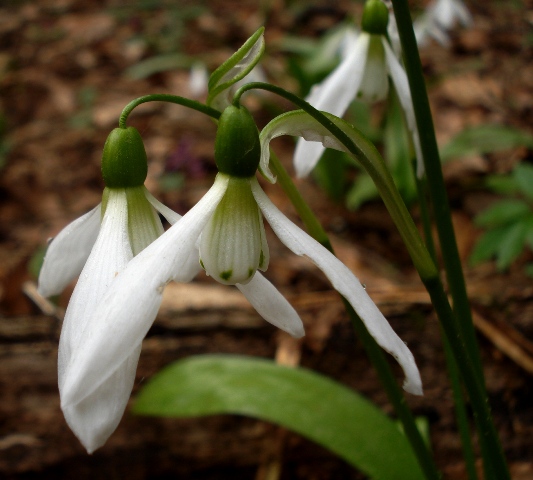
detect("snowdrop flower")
[38,126,185,453]
[58,105,422,453]
[414,0,472,47]
[426,0,472,31]
[293,0,424,178]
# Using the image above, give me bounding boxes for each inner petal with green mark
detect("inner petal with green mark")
[199,175,269,286]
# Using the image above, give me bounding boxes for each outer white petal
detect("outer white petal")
[38,204,101,298]
[144,189,201,282]
[62,343,142,453]
[292,33,370,177]
[251,181,422,395]
[383,39,425,178]
[58,190,137,452]
[237,272,304,338]
[60,175,230,407]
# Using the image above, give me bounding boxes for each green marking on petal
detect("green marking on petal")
[259,250,265,269]
[220,270,233,281]
[199,259,205,270]
[248,268,254,278]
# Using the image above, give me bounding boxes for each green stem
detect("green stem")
[416,176,479,480]
[119,94,221,128]
[390,1,508,478]
[235,81,507,478]
[270,153,440,480]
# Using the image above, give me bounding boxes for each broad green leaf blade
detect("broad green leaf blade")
[440,125,533,162]
[474,199,530,228]
[134,355,425,480]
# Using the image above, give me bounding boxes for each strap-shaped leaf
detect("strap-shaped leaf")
[134,354,425,480]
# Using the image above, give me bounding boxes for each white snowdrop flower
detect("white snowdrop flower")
[293,0,425,178]
[58,106,422,455]
[415,0,472,47]
[38,127,188,453]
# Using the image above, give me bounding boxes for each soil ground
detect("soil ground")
[0,0,532,478]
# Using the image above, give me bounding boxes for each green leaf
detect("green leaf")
[485,175,520,195]
[312,149,349,202]
[126,53,193,80]
[134,355,425,480]
[496,220,530,270]
[474,199,530,228]
[383,94,416,205]
[440,125,533,162]
[470,226,510,265]
[513,163,533,201]
[346,173,379,210]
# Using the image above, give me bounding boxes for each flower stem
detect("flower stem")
[269,152,440,480]
[390,1,509,477]
[416,176,479,480]
[119,94,221,128]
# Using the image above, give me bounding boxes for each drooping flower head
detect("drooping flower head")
[45,27,422,454]
[38,126,184,453]
[293,0,424,178]
[57,101,422,455]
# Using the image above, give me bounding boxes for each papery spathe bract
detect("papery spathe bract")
[207,27,265,111]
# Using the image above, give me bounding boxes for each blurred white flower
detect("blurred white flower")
[293,30,424,178]
[415,0,472,47]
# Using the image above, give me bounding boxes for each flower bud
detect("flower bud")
[101,127,148,188]
[361,0,389,35]
[215,105,261,178]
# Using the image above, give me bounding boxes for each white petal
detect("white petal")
[251,181,422,395]
[57,190,137,451]
[357,36,388,103]
[60,175,230,407]
[62,343,142,453]
[58,191,132,388]
[144,188,182,225]
[292,33,370,177]
[453,0,473,27]
[237,272,304,338]
[38,204,101,298]
[144,188,200,281]
[383,39,425,178]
